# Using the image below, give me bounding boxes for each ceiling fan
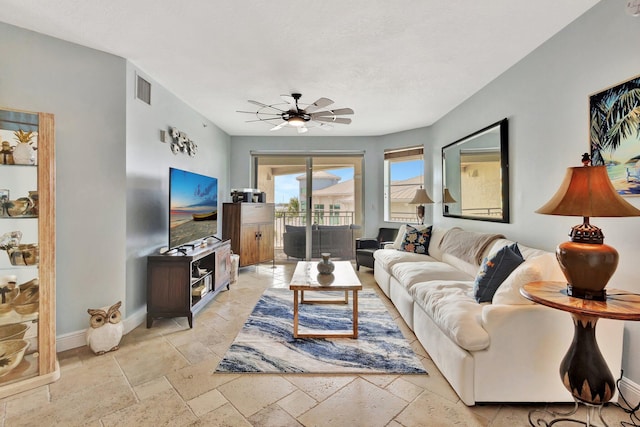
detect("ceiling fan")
[237,93,354,134]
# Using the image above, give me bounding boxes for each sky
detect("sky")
[273,160,423,204]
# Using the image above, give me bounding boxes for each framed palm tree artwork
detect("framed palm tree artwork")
[590,74,640,196]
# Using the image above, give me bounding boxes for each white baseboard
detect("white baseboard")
[55,307,147,353]
[618,376,640,411]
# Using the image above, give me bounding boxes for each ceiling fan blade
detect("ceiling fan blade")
[270,122,288,131]
[297,126,309,134]
[246,117,283,123]
[237,110,281,115]
[331,108,354,115]
[310,108,354,118]
[249,100,286,112]
[248,100,269,108]
[304,97,334,113]
[311,108,354,117]
[314,117,352,124]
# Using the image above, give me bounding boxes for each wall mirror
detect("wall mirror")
[441,118,509,223]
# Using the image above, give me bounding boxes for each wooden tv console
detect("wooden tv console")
[146,239,231,328]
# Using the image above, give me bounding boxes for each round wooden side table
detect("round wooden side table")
[521,281,640,427]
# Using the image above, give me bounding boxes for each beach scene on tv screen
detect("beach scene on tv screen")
[170,169,218,248]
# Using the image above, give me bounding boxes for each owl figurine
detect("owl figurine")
[86,301,123,355]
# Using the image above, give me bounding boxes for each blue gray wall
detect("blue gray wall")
[0,22,231,345]
[0,22,127,336]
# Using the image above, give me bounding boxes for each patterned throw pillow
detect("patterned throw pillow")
[400,225,432,255]
[473,243,524,303]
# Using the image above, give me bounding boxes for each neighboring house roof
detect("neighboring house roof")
[312,175,424,203]
[296,170,341,181]
[313,179,353,196]
[391,176,424,202]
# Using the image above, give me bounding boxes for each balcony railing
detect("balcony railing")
[461,207,503,217]
[388,212,418,223]
[274,210,355,248]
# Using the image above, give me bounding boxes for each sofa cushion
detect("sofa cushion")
[411,280,490,351]
[426,226,448,261]
[473,243,524,303]
[392,261,474,291]
[486,238,549,261]
[441,253,481,278]
[374,249,435,271]
[400,225,433,254]
[439,228,505,265]
[492,253,562,305]
[388,225,447,261]
[391,224,426,249]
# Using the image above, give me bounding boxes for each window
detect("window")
[384,146,424,222]
[329,204,341,225]
[313,203,325,224]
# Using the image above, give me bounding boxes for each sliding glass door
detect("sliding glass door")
[252,152,364,262]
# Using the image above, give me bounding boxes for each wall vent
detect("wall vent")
[136,75,151,105]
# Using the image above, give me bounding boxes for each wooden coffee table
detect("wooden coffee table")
[289,261,362,338]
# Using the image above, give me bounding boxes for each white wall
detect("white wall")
[0,22,128,336]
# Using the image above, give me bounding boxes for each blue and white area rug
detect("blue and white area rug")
[215,288,426,374]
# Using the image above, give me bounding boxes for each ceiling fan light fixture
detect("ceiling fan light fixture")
[239,93,353,133]
[288,116,306,127]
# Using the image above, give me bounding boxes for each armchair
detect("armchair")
[355,227,399,270]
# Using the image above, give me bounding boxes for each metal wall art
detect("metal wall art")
[161,127,197,157]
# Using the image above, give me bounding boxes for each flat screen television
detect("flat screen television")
[169,167,218,250]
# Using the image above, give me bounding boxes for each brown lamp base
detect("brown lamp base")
[560,314,615,405]
[556,239,618,301]
[566,285,607,301]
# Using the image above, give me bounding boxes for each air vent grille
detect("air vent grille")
[136,75,151,105]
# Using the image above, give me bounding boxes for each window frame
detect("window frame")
[383,146,425,223]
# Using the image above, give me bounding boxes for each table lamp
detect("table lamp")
[442,188,457,214]
[409,187,434,224]
[535,154,640,300]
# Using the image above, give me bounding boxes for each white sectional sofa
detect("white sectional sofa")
[373,224,624,406]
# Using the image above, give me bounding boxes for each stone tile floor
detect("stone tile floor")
[0,263,633,426]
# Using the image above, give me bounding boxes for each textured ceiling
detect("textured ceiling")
[0,0,599,136]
